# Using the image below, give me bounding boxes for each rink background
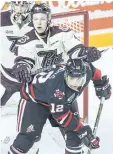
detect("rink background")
[0,1,113,153]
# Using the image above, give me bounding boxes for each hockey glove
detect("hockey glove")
[93,75,112,100]
[77,44,101,62]
[77,125,100,149]
[12,63,32,82]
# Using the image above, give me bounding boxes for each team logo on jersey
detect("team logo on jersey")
[6,30,13,34]
[59,26,70,31]
[37,49,63,67]
[26,124,35,133]
[54,89,65,99]
[18,35,29,43]
[36,44,44,48]
[67,93,75,103]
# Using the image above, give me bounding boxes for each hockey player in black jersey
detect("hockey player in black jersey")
[8,58,111,154]
[1,3,102,140]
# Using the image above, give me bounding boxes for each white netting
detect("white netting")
[52,14,85,43]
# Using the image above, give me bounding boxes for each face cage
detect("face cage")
[66,65,86,78]
[11,1,31,14]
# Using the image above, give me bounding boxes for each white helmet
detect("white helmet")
[11,1,33,14]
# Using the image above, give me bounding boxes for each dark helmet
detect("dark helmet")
[31,3,51,24]
[66,58,86,78]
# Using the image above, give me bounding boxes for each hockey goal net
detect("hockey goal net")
[1,10,89,120]
[52,10,89,120]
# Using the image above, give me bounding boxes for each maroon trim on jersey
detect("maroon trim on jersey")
[63,112,73,127]
[74,121,83,131]
[14,56,35,65]
[30,83,36,99]
[56,111,70,121]
[16,28,38,45]
[92,68,102,80]
[39,102,49,107]
[1,11,13,26]
[17,99,26,132]
[22,83,29,100]
[11,145,22,154]
[50,26,71,37]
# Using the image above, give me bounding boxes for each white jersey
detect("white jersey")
[16,25,82,71]
[0,11,33,68]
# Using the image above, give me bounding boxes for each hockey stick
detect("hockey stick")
[87,97,105,154]
[31,64,61,75]
[31,47,113,75]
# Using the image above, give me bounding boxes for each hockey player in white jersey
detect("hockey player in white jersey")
[0,1,34,105]
[12,3,102,82]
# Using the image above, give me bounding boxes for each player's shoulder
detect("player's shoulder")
[85,62,95,78]
[1,11,13,26]
[50,25,72,36]
[17,29,37,45]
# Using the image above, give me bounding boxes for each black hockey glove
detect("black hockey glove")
[77,125,100,149]
[12,63,32,82]
[77,44,101,62]
[93,75,112,100]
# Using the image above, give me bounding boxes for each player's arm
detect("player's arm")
[12,45,37,83]
[62,29,101,62]
[90,63,111,100]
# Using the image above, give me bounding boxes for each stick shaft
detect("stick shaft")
[87,97,105,154]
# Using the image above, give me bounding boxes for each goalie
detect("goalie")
[8,58,111,154]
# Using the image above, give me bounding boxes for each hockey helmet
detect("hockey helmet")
[66,58,86,78]
[10,1,34,29]
[11,1,33,14]
[31,3,51,24]
[65,58,87,91]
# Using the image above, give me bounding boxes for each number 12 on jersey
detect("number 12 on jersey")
[50,103,64,113]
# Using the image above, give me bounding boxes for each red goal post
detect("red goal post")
[52,10,89,120]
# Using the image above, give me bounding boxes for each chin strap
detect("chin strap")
[38,26,50,38]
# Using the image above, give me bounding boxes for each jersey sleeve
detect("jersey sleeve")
[14,29,38,68]
[15,43,37,69]
[90,63,102,80]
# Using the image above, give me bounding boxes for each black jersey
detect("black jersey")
[21,63,95,105]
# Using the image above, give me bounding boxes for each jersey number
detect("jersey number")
[33,71,54,84]
[50,103,64,113]
[7,36,19,54]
